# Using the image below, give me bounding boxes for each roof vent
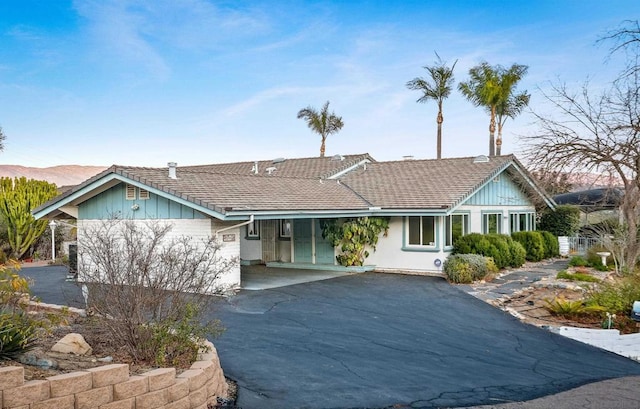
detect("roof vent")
[168,162,177,179]
[251,161,259,174]
[265,166,277,175]
[473,155,490,163]
[402,155,414,161]
[331,154,344,161]
[272,157,286,164]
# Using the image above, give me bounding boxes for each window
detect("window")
[483,212,502,234]
[510,212,535,232]
[246,220,260,239]
[139,188,150,200]
[446,214,469,247]
[279,219,292,239]
[407,216,436,247]
[125,184,136,200]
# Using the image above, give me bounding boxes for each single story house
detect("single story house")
[34,153,555,289]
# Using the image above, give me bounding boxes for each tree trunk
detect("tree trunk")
[496,122,503,156]
[436,110,443,159]
[489,107,496,157]
[320,136,326,157]
[620,184,640,271]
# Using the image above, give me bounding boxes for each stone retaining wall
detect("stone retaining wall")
[0,341,228,409]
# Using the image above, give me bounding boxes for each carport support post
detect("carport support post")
[49,220,56,261]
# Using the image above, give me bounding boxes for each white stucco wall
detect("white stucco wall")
[366,217,447,274]
[77,218,241,290]
[240,231,262,261]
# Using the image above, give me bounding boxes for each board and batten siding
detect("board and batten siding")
[464,174,530,206]
[78,183,207,220]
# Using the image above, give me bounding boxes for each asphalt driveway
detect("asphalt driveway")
[212,272,640,409]
[20,266,640,408]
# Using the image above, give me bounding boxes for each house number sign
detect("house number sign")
[222,234,236,242]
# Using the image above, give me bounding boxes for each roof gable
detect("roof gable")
[339,155,530,210]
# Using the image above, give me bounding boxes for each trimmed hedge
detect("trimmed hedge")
[453,233,526,269]
[538,205,580,236]
[443,254,498,283]
[511,231,546,262]
[540,231,560,258]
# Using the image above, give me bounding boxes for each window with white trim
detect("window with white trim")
[446,214,469,247]
[139,188,150,200]
[407,216,436,247]
[483,212,502,234]
[510,212,535,232]
[279,219,292,238]
[246,220,260,239]
[125,184,136,200]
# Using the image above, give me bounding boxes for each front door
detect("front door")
[293,219,313,263]
[315,219,335,265]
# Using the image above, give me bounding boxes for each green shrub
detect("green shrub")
[556,270,601,283]
[538,205,581,236]
[511,231,546,262]
[586,276,640,314]
[568,255,589,267]
[0,311,38,360]
[540,231,560,258]
[139,303,222,367]
[544,297,606,317]
[443,254,494,284]
[508,240,527,267]
[453,233,525,269]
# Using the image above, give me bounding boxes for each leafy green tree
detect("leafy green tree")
[459,62,529,156]
[458,62,502,156]
[495,64,530,155]
[297,101,344,157]
[406,53,457,159]
[0,177,58,259]
[538,205,581,237]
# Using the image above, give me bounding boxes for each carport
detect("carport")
[240,265,352,290]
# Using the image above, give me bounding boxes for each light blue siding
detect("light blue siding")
[78,184,206,220]
[464,174,531,206]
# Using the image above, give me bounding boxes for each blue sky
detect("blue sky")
[0,1,637,167]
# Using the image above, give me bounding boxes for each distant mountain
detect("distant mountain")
[0,165,107,187]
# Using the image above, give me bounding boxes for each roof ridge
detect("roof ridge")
[178,153,373,169]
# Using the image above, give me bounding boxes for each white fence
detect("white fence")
[566,236,602,255]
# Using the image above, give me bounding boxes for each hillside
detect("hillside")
[0,165,107,187]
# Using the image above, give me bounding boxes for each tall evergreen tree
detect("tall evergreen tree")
[458,62,502,156]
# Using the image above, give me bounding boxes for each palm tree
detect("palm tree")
[297,101,344,157]
[406,53,457,159]
[458,62,502,156]
[495,65,530,155]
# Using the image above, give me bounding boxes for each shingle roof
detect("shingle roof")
[339,155,516,209]
[34,153,551,219]
[180,153,374,179]
[117,166,370,212]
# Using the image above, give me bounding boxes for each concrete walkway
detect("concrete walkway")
[241,265,352,290]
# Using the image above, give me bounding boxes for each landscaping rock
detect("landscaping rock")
[51,333,93,355]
